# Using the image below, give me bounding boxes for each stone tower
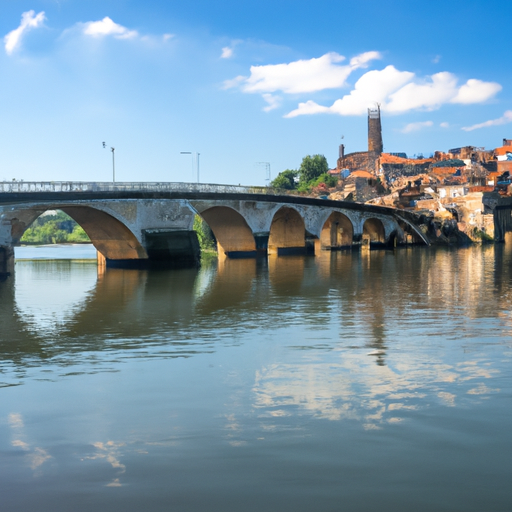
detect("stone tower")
[368,105,383,155]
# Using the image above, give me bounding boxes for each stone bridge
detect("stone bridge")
[0,181,429,276]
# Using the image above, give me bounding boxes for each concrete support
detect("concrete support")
[0,216,14,278]
[493,208,512,242]
[142,229,200,267]
[254,233,269,255]
[0,245,14,278]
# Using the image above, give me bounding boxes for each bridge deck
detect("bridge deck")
[0,181,410,218]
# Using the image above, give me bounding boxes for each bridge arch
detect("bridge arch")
[319,211,354,250]
[62,206,148,261]
[363,218,386,245]
[199,206,256,257]
[268,206,306,255]
[12,205,148,261]
[397,219,425,245]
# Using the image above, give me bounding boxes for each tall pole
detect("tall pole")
[103,142,116,183]
[111,147,115,183]
[257,162,271,184]
[181,151,200,183]
[180,151,193,182]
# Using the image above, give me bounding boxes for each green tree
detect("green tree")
[299,154,329,185]
[270,169,298,190]
[193,215,216,252]
[20,210,91,244]
[310,172,338,188]
[68,225,90,243]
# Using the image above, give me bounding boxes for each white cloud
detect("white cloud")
[221,46,233,59]
[386,72,460,112]
[225,51,501,117]
[285,65,413,117]
[432,55,441,64]
[462,110,512,132]
[83,17,138,39]
[285,100,330,118]
[286,68,501,118]
[223,75,246,90]
[262,94,281,112]
[452,78,502,104]
[349,51,382,68]
[401,121,433,133]
[330,66,414,115]
[440,122,449,128]
[4,10,46,55]
[229,51,382,95]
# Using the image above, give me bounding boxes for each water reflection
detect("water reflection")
[2,246,512,365]
[14,260,97,337]
[7,412,52,473]
[2,245,512,510]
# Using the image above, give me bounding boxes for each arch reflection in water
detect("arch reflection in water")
[14,260,98,337]
[1,246,512,511]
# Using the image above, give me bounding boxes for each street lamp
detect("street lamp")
[180,151,200,183]
[257,162,271,184]
[103,142,115,183]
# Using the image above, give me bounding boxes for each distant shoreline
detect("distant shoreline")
[18,242,94,247]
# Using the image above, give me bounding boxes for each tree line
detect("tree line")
[270,154,337,193]
[21,211,90,244]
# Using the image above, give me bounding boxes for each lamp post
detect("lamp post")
[180,151,200,183]
[103,142,115,183]
[257,162,271,185]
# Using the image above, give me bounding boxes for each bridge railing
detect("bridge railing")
[0,181,278,195]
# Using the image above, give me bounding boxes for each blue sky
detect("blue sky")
[1,0,511,185]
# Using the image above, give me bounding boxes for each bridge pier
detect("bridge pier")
[254,233,269,255]
[142,229,200,267]
[1,217,15,278]
[0,245,14,278]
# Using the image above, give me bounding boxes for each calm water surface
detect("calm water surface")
[1,243,512,511]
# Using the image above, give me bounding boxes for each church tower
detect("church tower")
[368,105,383,155]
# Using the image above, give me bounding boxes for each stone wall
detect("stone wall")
[337,151,370,172]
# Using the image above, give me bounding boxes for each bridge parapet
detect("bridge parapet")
[0,181,274,195]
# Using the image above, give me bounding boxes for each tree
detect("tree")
[270,169,298,190]
[20,210,91,244]
[311,172,338,188]
[298,154,329,185]
[193,215,216,251]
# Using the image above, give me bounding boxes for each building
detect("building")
[337,105,383,173]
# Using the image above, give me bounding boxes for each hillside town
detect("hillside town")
[318,106,512,243]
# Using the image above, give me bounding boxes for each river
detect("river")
[1,243,511,511]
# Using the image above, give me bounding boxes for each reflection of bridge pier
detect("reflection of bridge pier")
[0,182,429,277]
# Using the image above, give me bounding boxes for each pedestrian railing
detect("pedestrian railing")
[0,181,277,195]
